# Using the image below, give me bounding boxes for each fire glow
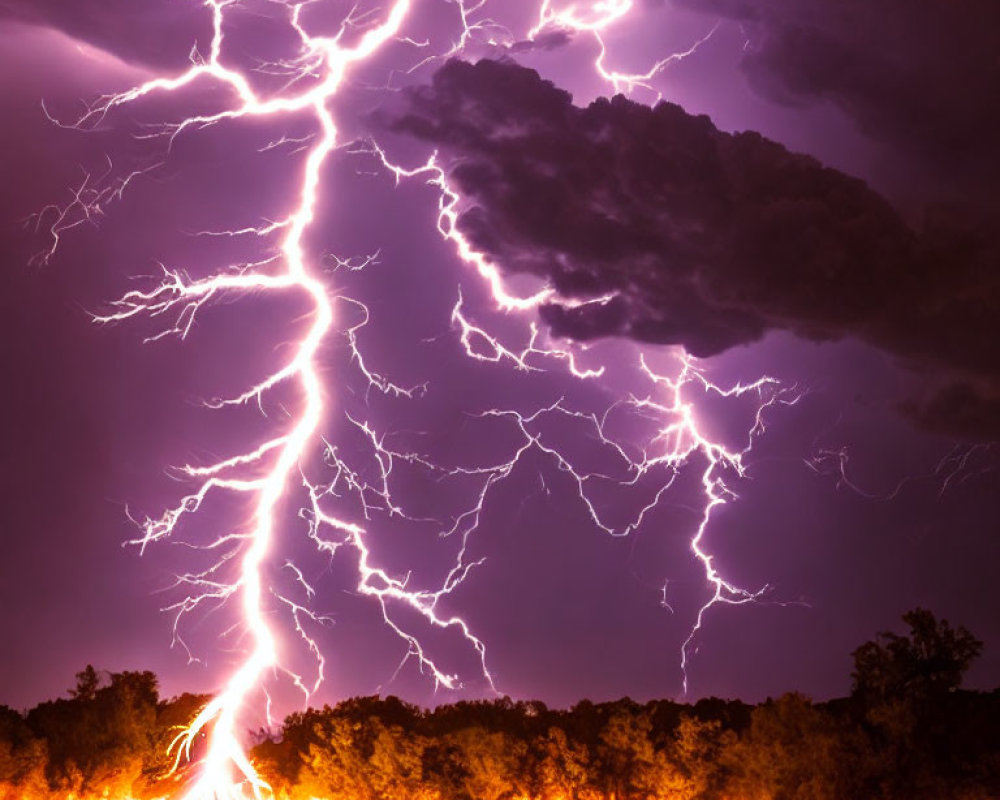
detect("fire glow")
[33,2,801,797]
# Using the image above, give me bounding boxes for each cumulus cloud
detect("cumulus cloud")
[383,58,1000,438]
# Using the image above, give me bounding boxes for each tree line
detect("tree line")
[1,609,996,799]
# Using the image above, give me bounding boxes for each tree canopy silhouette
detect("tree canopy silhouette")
[851,607,983,704]
[0,608,996,800]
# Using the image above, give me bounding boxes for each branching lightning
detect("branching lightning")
[528,0,721,97]
[36,2,803,798]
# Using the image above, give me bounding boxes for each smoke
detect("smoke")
[383,58,1000,439]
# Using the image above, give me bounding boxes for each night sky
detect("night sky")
[1,0,998,721]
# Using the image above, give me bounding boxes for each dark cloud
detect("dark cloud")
[901,381,1000,442]
[669,0,1000,200]
[382,58,1000,439]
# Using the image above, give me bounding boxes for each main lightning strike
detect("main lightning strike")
[37,2,802,798]
[66,2,427,798]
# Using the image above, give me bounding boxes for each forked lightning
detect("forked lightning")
[34,2,797,797]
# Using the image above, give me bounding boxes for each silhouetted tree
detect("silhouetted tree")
[27,667,160,794]
[851,607,983,705]
[69,666,101,702]
[851,609,986,799]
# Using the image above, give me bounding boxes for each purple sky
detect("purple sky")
[1,0,998,718]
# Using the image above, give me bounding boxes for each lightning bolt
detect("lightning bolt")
[528,0,721,98]
[34,2,800,798]
[52,2,438,797]
[367,136,805,694]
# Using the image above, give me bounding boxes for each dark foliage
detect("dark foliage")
[0,610,996,799]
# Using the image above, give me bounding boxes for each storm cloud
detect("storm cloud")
[669,0,1000,201]
[385,58,1000,438]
